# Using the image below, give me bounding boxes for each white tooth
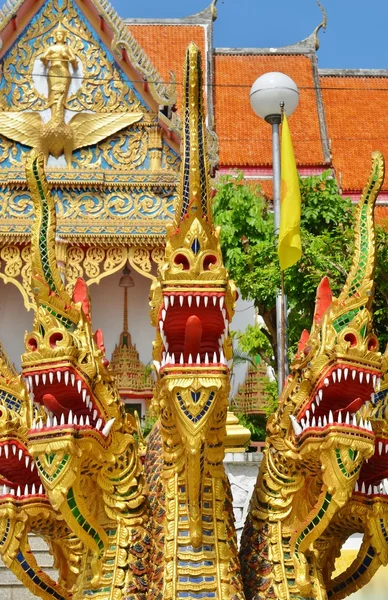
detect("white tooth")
[213,352,217,364]
[102,418,116,437]
[159,320,164,331]
[368,485,372,495]
[332,371,337,384]
[289,415,302,436]
[39,484,43,494]
[311,416,316,427]
[196,353,201,365]
[377,378,381,391]
[323,415,327,426]
[56,371,61,383]
[187,295,192,307]
[161,353,166,366]
[204,296,208,307]
[24,484,28,496]
[344,368,348,381]
[372,374,376,387]
[71,374,75,387]
[25,456,30,469]
[324,378,329,387]
[162,309,166,321]
[187,354,192,365]
[31,484,36,495]
[0,446,2,457]
[220,350,226,365]
[35,374,39,386]
[329,410,334,424]
[48,372,53,384]
[73,415,78,425]
[311,403,316,415]
[366,372,370,384]
[196,296,200,307]
[93,410,98,420]
[362,482,366,494]
[337,368,342,382]
[86,416,90,426]
[213,296,217,306]
[82,389,87,402]
[305,416,310,428]
[180,353,184,365]
[355,481,359,492]
[68,410,73,425]
[338,412,342,424]
[360,417,364,429]
[60,413,65,426]
[10,488,15,495]
[79,415,84,427]
[17,486,21,497]
[170,295,175,307]
[179,295,184,307]
[345,412,350,425]
[64,371,69,386]
[172,353,176,364]
[386,444,388,453]
[2,485,6,495]
[205,353,209,365]
[301,418,305,430]
[219,297,224,310]
[77,380,82,394]
[379,442,383,455]
[359,372,364,383]
[153,360,160,373]
[4,445,8,458]
[318,389,323,401]
[28,376,33,389]
[31,461,35,472]
[164,296,169,310]
[166,353,170,364]
[352,370,356,380]
[18,449,22,461]
[306,409,310,421]
[96,418,102,430]
[222,308,226,320]
[352,414,357,426]
[47,415,51,427]
[25,377,30,392]
[12,445,16,456]
[53,416,58,427]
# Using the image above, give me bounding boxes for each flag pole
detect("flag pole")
[267,101,288,396]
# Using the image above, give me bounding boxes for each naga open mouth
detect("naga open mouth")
[156,292,230,372]
[291,363,380,437]
[354,437,388,497]
[24,366,114,439]
[0,441,45,500]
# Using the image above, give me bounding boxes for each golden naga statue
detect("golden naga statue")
[240,151,385,600]
[21,150,150,598]
[148,43,243,599]
[0,25,143,165]
[0,339,84,599]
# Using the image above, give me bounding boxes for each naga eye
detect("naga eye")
[203,255,217,271]
[174,253,190,270]
[344,333,357,348]
[49,332,63,348]
[27,338,38,352]
[368,337,378,351]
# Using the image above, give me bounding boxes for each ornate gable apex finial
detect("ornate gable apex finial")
[313,0,327,50]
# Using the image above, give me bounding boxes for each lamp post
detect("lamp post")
[249,72,299,396]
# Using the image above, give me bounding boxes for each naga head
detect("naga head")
[149,43,237,547]
[261,152,384,596]
[21,151,146,574]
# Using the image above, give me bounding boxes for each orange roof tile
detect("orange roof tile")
[127,24,206,108]
[321,75,388,192]
[214,53,326,168]
[376,206,388,226]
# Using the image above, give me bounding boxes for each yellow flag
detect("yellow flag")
[278,112,302,271]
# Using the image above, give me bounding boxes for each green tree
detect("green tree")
[213,171,388,371]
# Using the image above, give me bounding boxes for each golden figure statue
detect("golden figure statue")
[0,25,144,166]
[40,24,78,108]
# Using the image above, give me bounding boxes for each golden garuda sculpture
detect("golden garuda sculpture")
[0,24,143,165]
[240,151,385,600]
[20,149,150,598]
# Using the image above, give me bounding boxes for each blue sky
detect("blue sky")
[112,0,388,70]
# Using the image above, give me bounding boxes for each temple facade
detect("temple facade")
[0,0,387,413]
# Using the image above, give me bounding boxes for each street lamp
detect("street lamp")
[249,72,299,396]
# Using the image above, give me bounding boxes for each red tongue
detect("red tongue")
[333,397,364,418]
[184,315,202,361]
[42,394,69,415]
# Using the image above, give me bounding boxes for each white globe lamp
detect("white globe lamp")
[250,72,299,122]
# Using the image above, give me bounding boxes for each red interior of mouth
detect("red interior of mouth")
[0,442,41,487]
[164,300,224,361]
[359,438,388,486]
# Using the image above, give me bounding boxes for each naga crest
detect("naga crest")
[21,150,148,589]
[149,43,237,548]
[241,151,385,599]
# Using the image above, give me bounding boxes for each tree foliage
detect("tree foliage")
[213,171,388,369]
